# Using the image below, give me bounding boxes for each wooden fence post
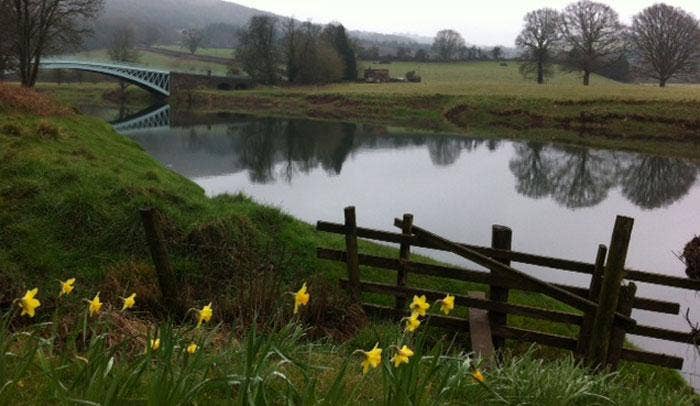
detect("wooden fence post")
[396,213,414,312]
[140,207,180,315]
[344,206,361,302]
[585,215,634,369]
[488,225,512,351]
[577,244,607,355]
[607,282,637,369]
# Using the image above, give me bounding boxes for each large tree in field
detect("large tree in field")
[516,8,561,84]
[108,25,139,94]
[181,29,205,55]
[237,15,282,85]
[630,3,699,87]
[1,0,103,87]
[560,0,625,85]
[432,29,465,62]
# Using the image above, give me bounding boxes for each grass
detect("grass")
[154,45,235,59]
[61,49,230,76]
[1,84,697,402]
[3,309,696,404]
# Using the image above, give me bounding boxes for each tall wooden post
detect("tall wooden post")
[577,244,607,355]
[140,207,180,315]
[585,215,634,369]
[488,225,512,351]
[607,282,637,369]
[344,206,361,302]
[396,214,414,312]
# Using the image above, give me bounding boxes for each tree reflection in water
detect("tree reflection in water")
[509,142,697,210]
[124,114,698,211]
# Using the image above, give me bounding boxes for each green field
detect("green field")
[325,61,700,101]
[62,48,230,76]
[155,45,235,59]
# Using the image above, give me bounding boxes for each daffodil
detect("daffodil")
[150,338,160,351]
[361,344,382,374]
[197,303,213,327]
[19,288,41,318]
[472,369,485,383]
[121,293,136,311]
[88,293,102,317]
[440,294,455,315]
[405,312,421,333]
[59,278,76,297]
[294,282,310,314]
[187,343,198,354]
[391,345,414,368]
[409,295,430,316]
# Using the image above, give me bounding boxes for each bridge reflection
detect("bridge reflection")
[111,104,171,134]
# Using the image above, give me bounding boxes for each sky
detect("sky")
[231,0,700,46]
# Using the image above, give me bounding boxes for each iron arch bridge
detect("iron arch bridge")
[40,60,170,97]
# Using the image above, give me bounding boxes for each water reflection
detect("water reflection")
[124,113,698,211]
[509,143,698,210]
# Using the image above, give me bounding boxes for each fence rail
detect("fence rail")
[316,207,698,371]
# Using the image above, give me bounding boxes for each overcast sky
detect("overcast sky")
[231,0,700,46]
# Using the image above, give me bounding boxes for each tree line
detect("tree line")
[236,16,357,85]
[515,1,699,86]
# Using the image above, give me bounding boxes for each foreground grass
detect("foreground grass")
[0,85,696,401]
[2,309,697,405]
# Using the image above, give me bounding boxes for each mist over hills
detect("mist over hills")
[88,0,436,51]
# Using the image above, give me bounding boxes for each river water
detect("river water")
[101,105,700,389]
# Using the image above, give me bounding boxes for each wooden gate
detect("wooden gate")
[316,207,699,370]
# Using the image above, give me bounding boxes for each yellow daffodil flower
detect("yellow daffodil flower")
[409,295,430,316]
[88,293,102,317]
[391,345,414,368]
[361,344,382,374]
[121,293,136,311]
[197,303,213,327]
[472,369,485,383]
[405,312,421,333]
[19,288,41,318]
[440,294,455,315]
[187,343,198,354]
[59,278,76,297]
[294,282,310,314]
[150,338,160,351]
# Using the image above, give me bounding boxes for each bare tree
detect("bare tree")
[491,46,503,61]
[181,28,205,55]
[1,0,104,87]
[432,29,466,62]
[108,24,139,94]
[516,8,561,84]
[108,25,139,64]
[237,15,281,85]
[631,3,699,87]
[560,1,625,85]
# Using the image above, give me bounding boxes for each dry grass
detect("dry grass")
[0,83,74,116]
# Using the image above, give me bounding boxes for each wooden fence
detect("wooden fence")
[316,206,700,370]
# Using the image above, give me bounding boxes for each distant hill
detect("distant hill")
[88,0,424,50]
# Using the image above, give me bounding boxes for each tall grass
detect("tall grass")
[1,305,697,405]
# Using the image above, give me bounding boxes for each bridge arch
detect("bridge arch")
[40,60,170,97]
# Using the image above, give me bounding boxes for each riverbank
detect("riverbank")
[2,84,698,402]
[176,87,700,161]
